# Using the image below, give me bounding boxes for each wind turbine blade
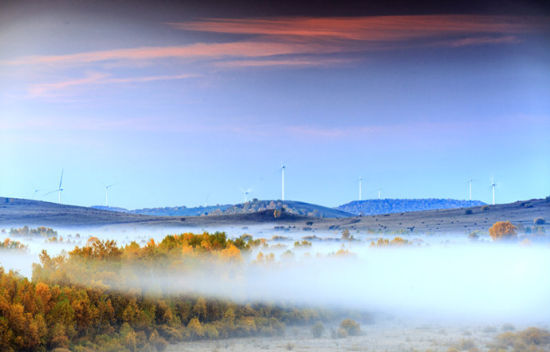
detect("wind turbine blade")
[44,190,57,196]
[59,169,64,189]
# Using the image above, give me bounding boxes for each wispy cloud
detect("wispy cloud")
[4,14,547,101]
[28,72,195,97]
[169,15,546,42]
[4,42,340,67]
[439,35,520,47]
[6,15,545,69]
[216,57,356,68]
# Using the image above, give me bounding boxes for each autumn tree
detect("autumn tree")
[489,221,517,241]
[187,317,204,338]
[340,319,360,336]
[311,321,325,338]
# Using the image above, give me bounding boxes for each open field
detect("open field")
[166,320,550,352]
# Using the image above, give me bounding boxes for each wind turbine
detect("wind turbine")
[240,188,252,203]
[467,179,474,201]
[490,177,497,205]
[358,177,363,201]
[281,164,286,201]
[377,188,382,200]
[105,184,115,207]
[45,169,64,203]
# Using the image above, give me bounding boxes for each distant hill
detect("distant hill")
[0,197,155,226]
[338,199,486,215]
[92,199,487,218]
[91,205,130,213]
[131,204,233,216]
[0,197,312,227]
[1,196,547,233]
[130,200,352,218]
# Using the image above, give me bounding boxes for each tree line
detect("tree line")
[0,232,328,352]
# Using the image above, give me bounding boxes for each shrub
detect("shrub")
[311,322,325,338]
[497,327,550,348]
[341,229,351,240]
[489,221,517,241]
[149,330,168,351]
[335,328,348,338]
[464,209,473,215]
[339,319,360,336]
[534,217,545,225]
[481,205,489,211]
[370,237,410,247]
[294,240,312,248]
[454,338,476,350]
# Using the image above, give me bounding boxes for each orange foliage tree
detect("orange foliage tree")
[489,221,517,241]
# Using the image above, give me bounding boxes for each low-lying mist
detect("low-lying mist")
[2,226,550,326]
[123,244,550,324]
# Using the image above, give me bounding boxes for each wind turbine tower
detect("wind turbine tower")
[55,169,64,203]
[468,179,473,201]
[241,188,252,203]
[378,189,381,200]
[281,164,286,201]
[44,169,64,203]
[105,184,114,207]
[491,177,497,205]
[358,177,363,201]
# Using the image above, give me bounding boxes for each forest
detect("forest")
[0,232,348,352]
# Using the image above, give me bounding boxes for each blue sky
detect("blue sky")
[1,3,549,208]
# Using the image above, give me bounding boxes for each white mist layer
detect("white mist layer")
[129,244,550,324]
[2,229,550,324]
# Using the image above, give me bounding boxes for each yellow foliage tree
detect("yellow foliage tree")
[489,221,517,241]
[187,317,204,338]
[220,244,241,262]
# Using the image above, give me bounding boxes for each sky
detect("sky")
[1,0,549,209]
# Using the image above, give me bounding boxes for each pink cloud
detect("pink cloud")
[28,72,108,97]
[170,15,547,41]
[5,41,341,67]
[441,35,520,47]
[6,15,545,70]
[28,72,196,97]
[4,14,547,103]
[216,57,356,68]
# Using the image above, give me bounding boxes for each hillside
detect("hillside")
[1,196,548,234]
[323,197,549,234]
[0,197,311,227]
[93,199,488,219]
[338,199,486,215]
[131,204,233,216]
[131,199,352,218]
[0,197,154,226]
